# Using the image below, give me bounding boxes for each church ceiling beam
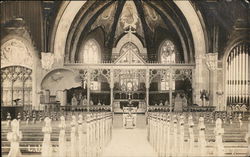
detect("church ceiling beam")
[106,0,126,49]
[133,0,154,57]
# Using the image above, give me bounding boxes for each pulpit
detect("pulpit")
[123,107,137,129]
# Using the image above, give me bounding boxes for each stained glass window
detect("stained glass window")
[83,39,100,64]
[160,40,176,90]
[160,40,175,63]
[83,39,101,90]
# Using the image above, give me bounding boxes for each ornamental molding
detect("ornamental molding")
[205,53,218,71]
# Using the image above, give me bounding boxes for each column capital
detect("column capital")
[110,84,114,89]
[205,53,218,71]
[41,52,54,70]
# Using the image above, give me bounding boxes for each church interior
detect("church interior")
[1,0,250,157]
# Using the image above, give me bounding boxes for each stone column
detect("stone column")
[206,53,218,109]
[87,69,91,112]
[194,55,204,105]
[169,68,173,109]
[110,69,114,112]
[61,90,67,106]
[32,57,38,109]
[40,52,54,110]
[146,69,149,112]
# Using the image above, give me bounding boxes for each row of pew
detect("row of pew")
[147,112,250,157]
[3,112,113,157]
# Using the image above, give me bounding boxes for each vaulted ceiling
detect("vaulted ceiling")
[61,0,195,63]
[1,0,249,60]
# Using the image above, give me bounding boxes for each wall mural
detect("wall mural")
[1,39,33,68]
[41,69,80,93]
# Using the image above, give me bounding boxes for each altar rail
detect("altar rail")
[147,106,216,112]
[60,105,111,112]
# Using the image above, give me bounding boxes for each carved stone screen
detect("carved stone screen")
[1,66,32,107]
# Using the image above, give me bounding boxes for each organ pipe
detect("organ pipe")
[229,55,231,103]
[243,45,245,102]
[232,49,235,104]
[247,45,249,103]
[226,42,250,105]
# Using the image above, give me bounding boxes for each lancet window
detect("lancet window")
[160,40,176,90]
[83,39,101,64]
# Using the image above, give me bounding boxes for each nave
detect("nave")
[1,1,250,157]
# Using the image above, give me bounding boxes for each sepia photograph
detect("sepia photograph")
[1,0,250,157]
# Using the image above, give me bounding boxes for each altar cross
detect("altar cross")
[124,26,136,41]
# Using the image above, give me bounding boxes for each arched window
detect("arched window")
[226,42,250,105]
[159,40,176,90]
[160,40,176,64]
[83,39,101,64]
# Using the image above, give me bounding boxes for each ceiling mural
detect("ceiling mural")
[142,2,167,33]
[1,39,33,68]
[120,1,139,29]
[91,1,118,36]
[64,0,196,63]
[114,1,144,45]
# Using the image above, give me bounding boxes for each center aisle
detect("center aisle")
[102,129,157,157]
[102,113,157,157]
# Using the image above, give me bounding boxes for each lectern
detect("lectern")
[123,107,137,129]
